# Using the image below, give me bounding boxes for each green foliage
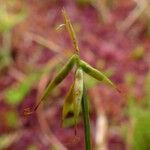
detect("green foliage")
[131,45,144,60]
[144,72,150,103]
[27,144,38,150]
[126,72,150,150]
[0,31,12,71]
[76,0,92,6]
[0,134,13,149]
[124,73,136,85]
[5,111,19,128]
[0,4,26,70]
[0,49,11,70]
[0,6,26,32]
[133,110,150,150]
[4,73,39,106]
[128,101,150,150]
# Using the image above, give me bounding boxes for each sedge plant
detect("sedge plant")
[32,9,117,150]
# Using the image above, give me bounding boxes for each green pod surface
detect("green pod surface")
[79,60,114,87]
[62,82,75,127]
[73,67,84,124]
[40,54,78,102]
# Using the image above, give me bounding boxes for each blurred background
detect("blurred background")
[0,0,150,150]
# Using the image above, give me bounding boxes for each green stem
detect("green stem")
[82,85,92,150]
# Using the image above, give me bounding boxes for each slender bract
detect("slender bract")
[79,60,114,87]
[34,54,78,110]
[62,9,80,53]
[41,54,78,101]
[82,85,92,150]
[73,68,84,125]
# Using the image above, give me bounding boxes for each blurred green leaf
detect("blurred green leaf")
[27,144,38,150]
[0,6,26,32]
[5,111,19,128]
[76,0,92,6]
[127,97,150,150]
[0,31,12,71]
[0,135,12,149]
[0,49,11,70]
[132,109,150,150]
[0,133,18,149]
[125,72,136,85]
[144,72,150,102]
[4,73,39,105]
[131,46,144,60]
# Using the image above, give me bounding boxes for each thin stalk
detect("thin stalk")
[62,9,80,54]
[82,85,92,150]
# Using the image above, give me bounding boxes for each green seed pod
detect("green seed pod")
[79,60,114,87]
[62,67,84,127]
[62,82,75,127]
[73,67,84,125]
[40,54,78,102]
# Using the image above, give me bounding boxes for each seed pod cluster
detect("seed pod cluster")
[35,10,116,128]
[30,10,118,150]
[36,54,115,113]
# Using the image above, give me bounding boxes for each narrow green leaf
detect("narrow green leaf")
[131,45,144,60]
[82,85,92,150]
